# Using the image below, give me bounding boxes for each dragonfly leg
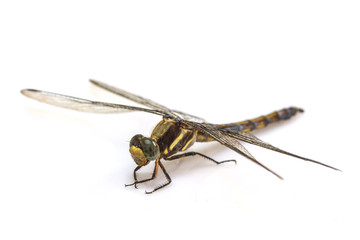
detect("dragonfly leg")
[125,161,159,189]
[165,152,237,165]
[124,165,142,189]
[145,161,172,194]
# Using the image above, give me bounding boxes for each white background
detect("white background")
[1,1,359,239]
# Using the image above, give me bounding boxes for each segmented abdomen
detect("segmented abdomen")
[196,107,304,142]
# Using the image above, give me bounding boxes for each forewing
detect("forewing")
[183,121,283,179]
[223,129,340,171]
[90,79,172,112]
[21,89,167,116]
[90,79,206,122]
[171,110,205,123]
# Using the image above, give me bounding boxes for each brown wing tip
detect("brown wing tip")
[21,89,38,97]
[270,169,284,180]
[89,79,100,86]
[324,164,341,172]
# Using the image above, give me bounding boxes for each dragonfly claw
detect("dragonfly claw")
[125,182,138,188]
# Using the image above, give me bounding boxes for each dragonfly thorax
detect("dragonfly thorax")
[129,134,160,166]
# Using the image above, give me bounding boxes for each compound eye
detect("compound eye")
[140,138,160,161]
[129,134,143,148]
[129,135,160,166]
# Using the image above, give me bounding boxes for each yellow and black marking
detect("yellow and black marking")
[196,107,303,142]
[151,118,197,158]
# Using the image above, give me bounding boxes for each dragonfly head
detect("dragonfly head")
[129,134,160,166]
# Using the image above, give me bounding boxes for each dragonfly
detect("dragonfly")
[21,80,339,193]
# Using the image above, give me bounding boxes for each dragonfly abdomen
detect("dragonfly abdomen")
[196,107,303,142]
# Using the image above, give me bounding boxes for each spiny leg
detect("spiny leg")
[124,165,142,189]
[165,152,237,165]
[145,161,172,194]
[125,161,159,188]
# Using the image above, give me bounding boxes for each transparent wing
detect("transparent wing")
[171,110,205,123]
[183,121,283,179]
[90,79,172,112]
[21,89,168,116]
[90,79,205,122]
[222,129,340,171]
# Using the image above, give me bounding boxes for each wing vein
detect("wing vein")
[183,121,283,179]
[21,89,168,116]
